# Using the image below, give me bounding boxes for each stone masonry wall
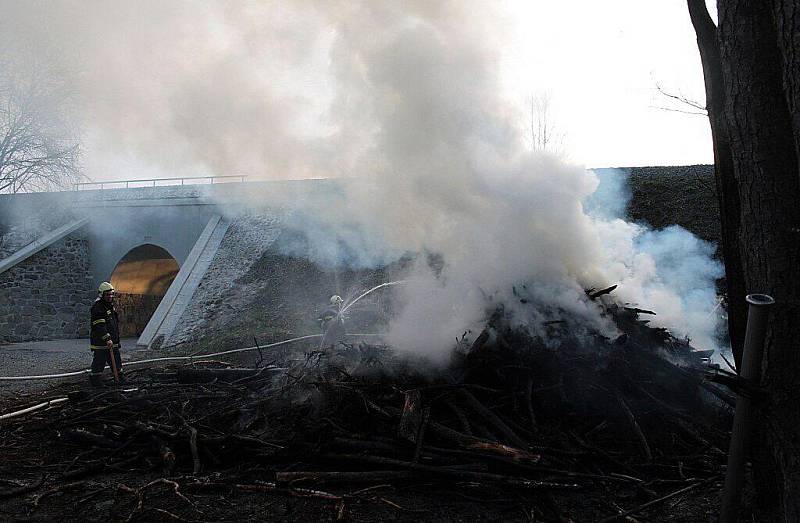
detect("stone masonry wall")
[167,213,281,348]
[0,233,95,343]
[166,212,393,352]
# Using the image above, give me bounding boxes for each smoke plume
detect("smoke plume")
[0,1,723,358]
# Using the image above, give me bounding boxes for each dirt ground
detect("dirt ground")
[0,338,143,396]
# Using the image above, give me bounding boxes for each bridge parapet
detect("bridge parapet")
[73,175,248,191]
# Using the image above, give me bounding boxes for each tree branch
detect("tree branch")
[654,83,708,114]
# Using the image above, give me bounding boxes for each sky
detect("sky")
[505,1,714,167]
[1,1,716,182]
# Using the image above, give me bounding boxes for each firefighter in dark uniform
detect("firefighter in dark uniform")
[90,281,123,386]
[318,294,347,349]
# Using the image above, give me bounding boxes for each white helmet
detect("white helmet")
[330,295,344,306]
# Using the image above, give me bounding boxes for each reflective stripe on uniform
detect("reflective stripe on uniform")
[90,344,120,350]
[102,333,111,340]
[92,319,106,325]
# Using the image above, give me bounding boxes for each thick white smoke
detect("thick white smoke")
[0,1,723,358]
[316,3,723,357]
[0,1,338,180]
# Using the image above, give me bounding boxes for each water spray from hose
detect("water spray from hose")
[341,280,406,315]
[317,281,405,350]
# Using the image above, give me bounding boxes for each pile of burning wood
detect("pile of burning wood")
[0,297,733,521]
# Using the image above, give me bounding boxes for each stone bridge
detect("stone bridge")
[0,166,717,350]
[0,180,335,349]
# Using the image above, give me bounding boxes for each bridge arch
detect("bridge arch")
[109,244,180,338]
[110,244,179,295]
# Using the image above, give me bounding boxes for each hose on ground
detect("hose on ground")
[0,333,386,382]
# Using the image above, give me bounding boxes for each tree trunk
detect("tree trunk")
[687,0,748,368]
[690,1,800,519]
[718,1,800,511]
[757,2,800,519]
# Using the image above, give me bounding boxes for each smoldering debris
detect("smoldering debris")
[0,294,732,521]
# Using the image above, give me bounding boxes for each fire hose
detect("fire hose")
[0,333,386,382]
[0,280,404,420]
[0,281,403,383]
[0,333,385,421]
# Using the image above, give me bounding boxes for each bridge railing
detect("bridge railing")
[73,175,249,191]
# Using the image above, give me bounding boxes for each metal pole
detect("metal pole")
[720,293,775,522]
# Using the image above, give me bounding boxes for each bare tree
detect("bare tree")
[528,92,565,156]
[0,60,81,193]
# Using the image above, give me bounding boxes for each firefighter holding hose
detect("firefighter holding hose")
[89,282,123,386]
[318,294,347,349]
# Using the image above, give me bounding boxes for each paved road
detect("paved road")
[0,337,141,395]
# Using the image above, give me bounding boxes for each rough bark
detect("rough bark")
[760,2,800,519]
[698,0,800,519]
[687,0,748,368]
[690,1,800,519]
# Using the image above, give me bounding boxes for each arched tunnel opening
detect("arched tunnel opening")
[110,244,179,338]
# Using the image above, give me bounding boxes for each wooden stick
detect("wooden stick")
[457,389,528,449]
[413,406,431,462]
[444,399,473,436]
[0,475,47,500]
[318,453,579,490]
[427,420,487,447]
[616,393,652,461]
[525,377,537,433]
[0,397,68,421]
[33,480,89,507]
[398,390,423,442]
[187,425,201,475]
[108,346,120,383]
[597,477,718,522]
[187,481,341,500]
[589,285,618,300]
[277,470,416,484]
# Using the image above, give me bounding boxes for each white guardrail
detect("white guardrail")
[74,175,248,191]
